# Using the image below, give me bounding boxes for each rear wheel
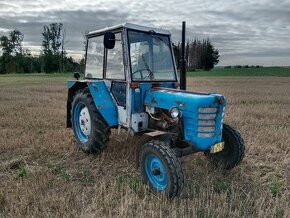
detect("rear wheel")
[71,88,110,153]
[139,140,184,198]
[207,124,245,169]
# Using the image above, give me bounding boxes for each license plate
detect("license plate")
[210,142,224,153]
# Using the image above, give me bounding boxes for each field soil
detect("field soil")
[0,76,289,217]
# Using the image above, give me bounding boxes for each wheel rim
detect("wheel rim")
[145,154,167,191]
[73,103,91,142]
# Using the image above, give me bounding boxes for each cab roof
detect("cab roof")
[87,23,171,37]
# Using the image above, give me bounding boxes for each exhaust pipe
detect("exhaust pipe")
[180,21,186,90]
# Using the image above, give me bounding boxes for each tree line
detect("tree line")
[0,23,83,74]
[0,23,220,74]
[173,38,219,71]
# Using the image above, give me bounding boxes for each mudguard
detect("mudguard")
[88,81,118,126]
[67,80,118,127]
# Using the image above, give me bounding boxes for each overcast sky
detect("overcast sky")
[0,0,289,66]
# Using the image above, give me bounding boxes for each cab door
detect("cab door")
[104,32,127,126]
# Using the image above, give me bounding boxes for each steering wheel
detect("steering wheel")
[132,68,153,80]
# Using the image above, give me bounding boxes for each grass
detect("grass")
[0,74,289,217]
[1,67,290,79]
[47,163,70,181]
[213,180,231,194]
[0,72,72,78]
[270,180,283,197]
[16,164,27,180]
[187,66,290,77]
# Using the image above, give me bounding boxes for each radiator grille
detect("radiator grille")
[197,107,220,138]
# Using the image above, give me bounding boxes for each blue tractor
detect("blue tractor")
[67,22,245,198]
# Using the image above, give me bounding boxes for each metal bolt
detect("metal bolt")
[152,168,161,176]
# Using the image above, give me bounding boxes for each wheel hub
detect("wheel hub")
[152,168,161,176]
[79,106,91,136]
[145,155,167,191]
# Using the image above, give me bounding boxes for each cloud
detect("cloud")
[0,0,289,65]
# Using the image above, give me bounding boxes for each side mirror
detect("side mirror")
[104,32,115,49]
[73,72,80,80]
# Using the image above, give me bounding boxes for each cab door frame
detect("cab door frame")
[100,28,134,129]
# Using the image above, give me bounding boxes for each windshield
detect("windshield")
[128,30,176,81]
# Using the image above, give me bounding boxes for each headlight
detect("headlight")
[169,107,179,119]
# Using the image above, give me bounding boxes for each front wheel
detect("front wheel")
[139,140,184,198]
[207,123,245,169]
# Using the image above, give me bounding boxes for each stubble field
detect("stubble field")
[0,75,289,217]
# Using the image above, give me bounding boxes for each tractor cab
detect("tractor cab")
[83,23,179,133]
[66,23,245,198]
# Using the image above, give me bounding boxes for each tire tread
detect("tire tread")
[140,140,184,198]
[71,88,110,153]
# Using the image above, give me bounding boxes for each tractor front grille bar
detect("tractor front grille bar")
[197,107,219,138]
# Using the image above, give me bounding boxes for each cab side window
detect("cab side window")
[85,36,103,78]
[106,33,125,80]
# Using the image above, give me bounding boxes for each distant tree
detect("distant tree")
[0,27,80,74]
[0,30,33,74]
[0,36,12,56]
[188,39,197,70]
[79,57,85,73]
[172,42,180,69]
[41,23,65,73]
[203,38,219,70]
[79,30,89,73]
[0,30,24,56]
[185,40,190,68]
[61,29,66,72]
[173,37,219,71]
[9,30,24,55]
[82,30,89,54]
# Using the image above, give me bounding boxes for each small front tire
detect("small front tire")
[139,140,184,198]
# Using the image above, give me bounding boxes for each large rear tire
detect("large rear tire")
[207,124,245,169]
[139,140,184,198]
[71,88,110,153]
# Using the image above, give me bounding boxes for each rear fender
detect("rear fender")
[66,80,118,128]
[67,80,87,127]
[88,81,118,127]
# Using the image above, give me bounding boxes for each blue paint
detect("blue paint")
[131,83,151,113]
[133,88,142,112]
[67,80,76,89]
[144,88,227,151]
[131,82,176,113]
[73,102,89,142]
[145,154,167,191]
[88,81,118,127]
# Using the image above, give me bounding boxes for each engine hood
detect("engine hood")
[144,87,226,111]
[144,87,227,151]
